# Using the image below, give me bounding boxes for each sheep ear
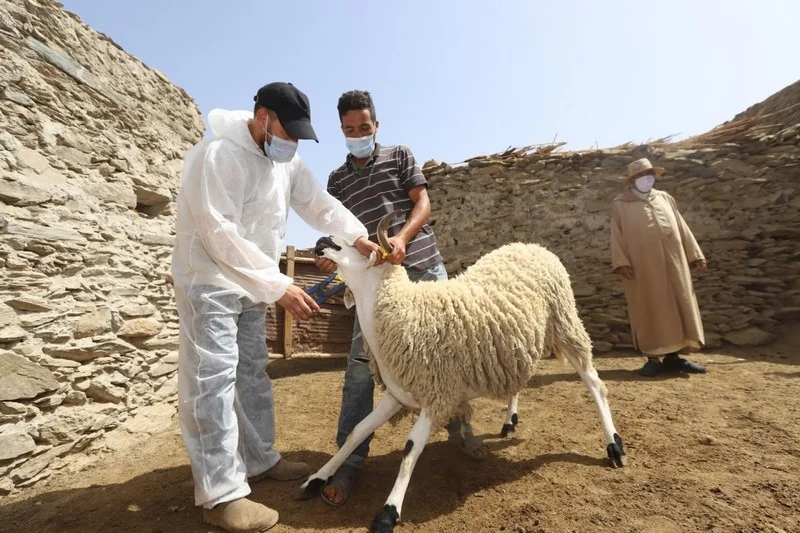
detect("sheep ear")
[367,251,378,267]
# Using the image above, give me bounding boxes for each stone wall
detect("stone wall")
[0,0,203,494]
[424,84,800,353]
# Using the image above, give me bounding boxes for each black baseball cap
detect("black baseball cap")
[254,82,318,142]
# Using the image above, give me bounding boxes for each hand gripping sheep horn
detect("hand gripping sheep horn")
[301,210,627,533]
[375,209,398,256]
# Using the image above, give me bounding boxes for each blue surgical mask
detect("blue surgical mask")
[346,134,375,158]
[264,124,297,163]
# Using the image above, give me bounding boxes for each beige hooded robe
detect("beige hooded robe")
[610,189,705,355]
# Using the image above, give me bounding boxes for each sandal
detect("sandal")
[447,420,489,460]
[320,464,360,508]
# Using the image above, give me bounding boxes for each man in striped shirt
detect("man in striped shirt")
[313,90,488,507]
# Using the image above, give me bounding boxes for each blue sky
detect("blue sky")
[61,0,799,248]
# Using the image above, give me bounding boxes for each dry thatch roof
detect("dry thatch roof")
[444,79,800,165]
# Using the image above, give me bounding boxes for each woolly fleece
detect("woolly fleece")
[370,243,594,426]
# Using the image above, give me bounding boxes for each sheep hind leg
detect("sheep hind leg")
[297,392,402,499]
[500,394,519,438]
[370,410,434,533]
[559,347,627,468]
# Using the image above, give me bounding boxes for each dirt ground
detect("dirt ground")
[2,332,799,533]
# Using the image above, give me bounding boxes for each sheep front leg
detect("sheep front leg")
[369,410,433,533]
[500,393,519,437]
[298,392,402,498]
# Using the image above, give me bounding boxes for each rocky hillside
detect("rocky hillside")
[0,0,203,494]
[733,79,800,126]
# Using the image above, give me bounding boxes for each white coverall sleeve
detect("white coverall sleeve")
[184,143,292,304]
[289,159,368,245]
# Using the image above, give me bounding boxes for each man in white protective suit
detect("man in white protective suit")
[171,82,379,532]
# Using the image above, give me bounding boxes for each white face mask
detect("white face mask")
[634,174,655,193]
[345,134,376,158]
[263,120,298,163]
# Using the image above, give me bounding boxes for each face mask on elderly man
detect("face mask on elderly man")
[634,174,655,193]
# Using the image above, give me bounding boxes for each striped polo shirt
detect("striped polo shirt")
[327,143,443,272]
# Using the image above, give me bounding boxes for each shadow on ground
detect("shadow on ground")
[0,443,608,532]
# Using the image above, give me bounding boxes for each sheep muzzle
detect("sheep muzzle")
[314,236,341,256]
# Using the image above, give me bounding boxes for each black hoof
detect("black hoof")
[370,504,399,533]
[606,433,627,468]
[501,413,518,437]
[296,477,326,500]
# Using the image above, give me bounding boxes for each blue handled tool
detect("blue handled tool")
[304,272,347,306]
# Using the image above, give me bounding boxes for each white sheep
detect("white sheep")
[299,211,627,533]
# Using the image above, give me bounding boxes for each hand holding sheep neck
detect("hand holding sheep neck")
[355,236,384,265]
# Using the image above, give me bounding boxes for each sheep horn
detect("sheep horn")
[376,210,405,253]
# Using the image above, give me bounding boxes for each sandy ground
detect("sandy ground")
[2,333,799,533]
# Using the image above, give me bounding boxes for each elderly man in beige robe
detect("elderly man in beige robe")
[611,158,708,377]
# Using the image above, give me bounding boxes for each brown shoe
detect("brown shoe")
[249,458,310,483]
[203,498,278,533]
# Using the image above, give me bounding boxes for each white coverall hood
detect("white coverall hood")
[171,108,367,304]
[207,109,265,156]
